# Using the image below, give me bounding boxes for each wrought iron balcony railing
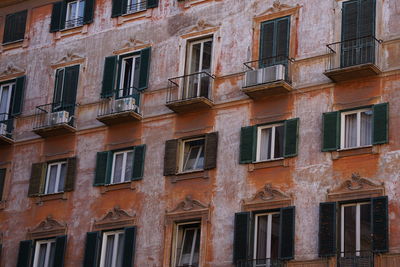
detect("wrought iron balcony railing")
[65,17,84,29]
[0,113,14,138]
[125,0,147,14]
[337,250,374,267]
[235,258,285,267]
[98,87,141,117]
[33,102,76,130]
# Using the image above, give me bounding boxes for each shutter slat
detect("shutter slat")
[138,47,151,90]
[279,206,295,260]
[259,21,275,67]
[64,157,77,192]
[16,240,32,267]
[111,0,124,17]
[204,132,218,170]
[94,151,111,186]
[147,0,159,8]
[284,118,299,158]
[83,0,95,24]
[275,16,290,59]
[0,169,6,201]
[53,235,67,267]
[3,10,27,43]
[62,65,80,115]
[372,196,388,253]
[319,202,337,257]
[359,0,375,38]
[101,56,118,98]
[132,145,146,180]
[373,102,389,145]
[59,0,67,30]
[239,126,256,164]
[164,139,178,176]
[322,111,340,151]
[83,232,100,267]
[11,76,26,116]
[122,227,136,267]
[342,0,359,41]
[28,163,46,197]
[233,212,251,263]
[50,2,63,32]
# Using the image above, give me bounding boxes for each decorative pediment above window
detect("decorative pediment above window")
[113,37,150,55]
[166,195,210,223]
[254,0,301,22]
[327,173,385,202]
[51,52,86,69]
[242,183,292,211]
[28,215,67,239]
[181,20,221,39]
[93,205,136,231]
[0,64,25,80]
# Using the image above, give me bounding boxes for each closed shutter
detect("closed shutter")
[239,126,256,164]
[122,227,136,267]
[0,169,6,201]
[275,16,290,60]
[342,0,359,42]
[359,0,375,38]
[53,235,67,267]
[83,0,95,24]
[94,151,112,186]
[283,118,299,157]
[132,145,146,180]
[373,102,388,145]
[28,163,46,197]
[233,212,251,263]
[372,196,388,253]
[279,206,295,260]
[111,0,124,17]
[3,10,27,43]
[204,132,218,170]
[147,0,159,8]
[62,65,80,115]
[64,157,77,192]
[138,47,151,90]
[259,21,275,67]
[11,76,26,116]
[101,56,118,98]
[318,202,337,257]
[50,2,62,32]
[83,232,100,267]
[59,0,68,30]
[322,111,340,151]
[164,139,178,176]
[16,240,32,267]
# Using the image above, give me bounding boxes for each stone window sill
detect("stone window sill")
[35,192,68,205]
[117,9,151,25]
[55,25,88,40]
[100,181,137,194]
[248,158,288,171]
[332,145,378,160]
[168,170,209,183]
[1,39,27,52]
[181,0,213,8]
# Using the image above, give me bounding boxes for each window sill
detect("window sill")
[117,9,151,25]
[55,24,88,40]
[332,145,377,160]
[100,181,137,194]
[181,0,213,9]
[248,158,288,171]
[168,170,209,183]
[34,192,68,205]
[1,39,27,52]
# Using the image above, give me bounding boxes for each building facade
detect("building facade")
[0,0,399,266]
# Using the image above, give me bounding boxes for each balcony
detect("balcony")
[337,251,374,267]
[33,103,76,138]
[0,113,14,145]
[97,88,142,126]
[236,258,285,267]
[64,17,84,29]
[324,36,382,82]
[242,56,293,99]
[166,72,214,113]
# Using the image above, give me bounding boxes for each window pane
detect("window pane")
[184,146,200,171]
[133,56,141,90]
[0,85,10,116]
[360,204,371,252]
[256,215,268,260]
[270,213,280,260]
[67,2,78,20]
[78,0,85,18]
[180,229,195,265]
[104,235,115,267]
[360,110,372,146]
[343,205,356,254]
[47,165,58,194]
[37,243,47,267]
[48,242,56,267]
[260,128,272,160]
[54,69,65,106]
[183,139,205,171]
[116,233,125,267]
[125,151,133,181]
[122,58,133,92]
[190,43,201,73]
[274,125,284,158]
[344,113,357,148]
[192,229,200,266]
[58,163,67,192]
[196,146,204,170]
[113,154,124,183]
[201,41,212,72]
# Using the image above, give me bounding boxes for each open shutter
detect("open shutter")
[319,202,337,257]
[259,20,275,66]
[62,65,80,115]
[16,240,32,267]
[138,47,151,90]
[204,132,218,170]
[83,0,95,24]
[83,231,100,267]
[64,157,77,191]
[111,0,124,17]
[147,0,159,8]
[122,227,136,267]
[0,169,6,201]
[50,2,62,32]
[342,0,359,42]
[11,76,26,116]
[233,212,251,263]
[132,145,146,180]
[372,196,388,253]
[101,56,118,98]
[373,102,388,145]
[94,151,112,186]
[53,235,67,267]
[279,206,295,260]
[164,139,178,176]
[322,111,340,151]
[284,118,299,157]
[239,126,256,164]
[28,163,46,197]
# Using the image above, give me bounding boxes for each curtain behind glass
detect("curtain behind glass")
[360,111,372,146]
[260,128,272,160]
[256,215,268,261]
[345,114,357,148]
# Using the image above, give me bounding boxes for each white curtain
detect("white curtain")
[360,111,372,146]
[260,128,272,160]
[345,114,357,148]
[256,216,268,261]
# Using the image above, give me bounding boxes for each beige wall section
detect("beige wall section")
[0,0,400,266]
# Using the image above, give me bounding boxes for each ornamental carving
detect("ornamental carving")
[166,195,210,223]
[52,51,85,67]
[169,195,208,213]
[0,64,25,78]
[28,215,67,239]
[114,36,149,54]
[93,206,136,231]
[255,0,301,17]
[242,183,292,211]
[188,19,221,33]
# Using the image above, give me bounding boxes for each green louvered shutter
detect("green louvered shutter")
[322,111,340,151]
[53,235,67,267]
[11,76,26,116]
[372,196,388,253]
[59,0,68,30]
[204,132,218,170]
[111,0,124,17]
[83,232,100,267]
[0,169,5,201]
[275,16,290,63]
[373,103,388,145]
[101,56,118,98]
[62,65,80,115]
[50,2,62,32]
[94,151,112,186]
[279,206,295,260]
[64,157,77,192]
[28,163,46,197]
[122,227,136,267]
[164,139,178,176]
[342,0,358,42]
[83,0,95,24]
[283,118,299,157]
[233,212,251,263]
[259,20,274,67]
[147,0,159,8]
[3,10,27,43]
[132,145,146,180]
[16,240,32,267]
[359,0,375,38]
[239,126,256,164]
[319,202,337,257]
[138,47,151,90]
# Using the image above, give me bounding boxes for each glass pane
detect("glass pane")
[190,43,201,73]
[68,2,78,20]
[201,41,212,72]
[183,139,205,171]
[360,204,372,252]
[192,229,200,266]
[104,235,115,267]
[180,229,195,265]
[344,205,356,255]
[48,242,56,267]
[184,146,200,171]
[54,69,65,107]
[196,146,204,170]
[113,153,124,183]
[256,215,268,260]
[125,152,133,182]
[78,0,85,18]
[260,128,272,160]
[274,125,284,158]
[116,233,125,267]
[270,214,280,260]
[360,110,372,146]
[47,165,58,194]
[58,163,67,192]
[0,85,10,117]
[37,243,47,267]
[133,56,141,90]
[122,58,133,94]
[344,113,357,148]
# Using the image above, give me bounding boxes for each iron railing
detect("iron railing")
[33,102,76,130]
[337,251,374,267]
[167,71,214,104]
[236,258,285,267]
[0,113,14,138]
[98,87,141,117]
[65,17,84,29]
[326,36,382,71]
[125,0,147,14]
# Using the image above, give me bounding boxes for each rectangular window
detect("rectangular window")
[256,123,284,161]
[0,82,15,121]
[180,138,205,172]
[111,150,134,184]
[119,54,141,97]
[32,239,56,267]
[99,231,125,267]
[254,212,280,263]
[45,161,67,194]
[2,10,27,44]
[340,108,372,149]
[174,222,201,267]
[126,0,146,14]
[65,0,85,28]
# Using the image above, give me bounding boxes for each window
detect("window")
[50,0,94,32]
[118,54,141,97]
[32,239,56,267]
[2,10,27,44]
[254,212,280,263]
[99,231,125,267]
[111,150,134,184]
[181,138,205,172]
[125,0,146,14]
[52,65,80,114]
[340,109,372,149]
[111,0,159,18]
[45,161,67,194]
[173,222,201,267]
[65,0,85,28]
[0,82,15,121]
[256,123,284,161]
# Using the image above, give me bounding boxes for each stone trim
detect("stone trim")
[34,192,68,205]
[51,52,86,69]
[113,37,151,55]
[0,64,25,81]
[248,158,288,171]
[169,170,209,183]
[27,216,67,240]
[99,182,137,194]
[242,184,292,211]
[93,206,136,231]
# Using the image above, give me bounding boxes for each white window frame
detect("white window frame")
[110,149,133,184]
[99,230,125,267]
[0,82,15,120]
[256,123,284,162]
[44,161,67,194]
[53,68,66,110]
[126,0,146,14]
[340,202,371,257]
[172,221,201,267]
[65,0,85,28]
[118,54,141,97]
[253,212,280,261]
[179,137,205,173]
[32,239,56,267]
[340,108,373,150]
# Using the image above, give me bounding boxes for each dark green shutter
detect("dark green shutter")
[0,169,6,201]
[233,212,251,263]
[204,132,218,170]
[147,0,159,8]
[359,0,375,38]
[259,20,274,66]
[318,202,337,257]
[94,151,112,186]
[132,145,146,180]
[122,227,136,267]
[279,206,295,260]
[322,111,340,151]
[372,196,388,253]
[28,163,46,197]
[62,65,80,115]
[16,240,32,267]
[342,0,359,42]
[275,16,290,59]
[83,231,100,267]
[283,118,299,157]
[59,0,67,30]
[64,157,77,192]
[138,47,151,90]
[3,10,27,43]
[101,56,118,98]
[50,2,62,32]
[164,139,178,176]
[342,0,375,41]
[111,0,124,17]
[83,0,95,24]
[11,76,26,116]
[53,235,67,267]
[239,126,256,164]
[373,102,388,145]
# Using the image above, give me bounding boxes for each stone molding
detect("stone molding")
[93,206,136,231]
[166,195,210,223]
[113,37,151,55]
[28,215,67,239]
[0,64,25,81]
[51,52,86,69]
[242,183,292,211]
[254,0,301,20]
